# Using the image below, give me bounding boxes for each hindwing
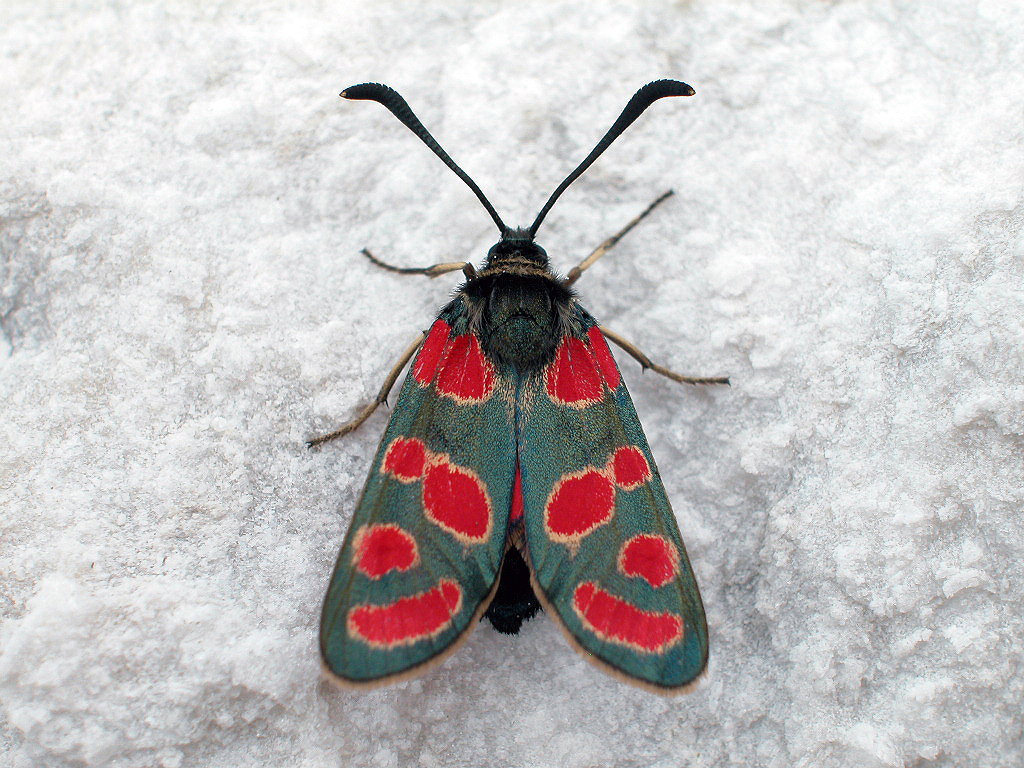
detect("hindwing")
[320,298,516,686]
[516,306,708,691]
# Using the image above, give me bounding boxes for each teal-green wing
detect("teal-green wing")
[516,306,708,691]
[320,298,516,686]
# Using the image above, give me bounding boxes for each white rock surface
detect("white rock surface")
[2,2,1022,766]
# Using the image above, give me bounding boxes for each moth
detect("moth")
[314,80,727,693]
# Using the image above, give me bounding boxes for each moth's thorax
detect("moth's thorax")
[462,270,573,373]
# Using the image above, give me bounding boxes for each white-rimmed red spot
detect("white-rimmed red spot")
[572,581,683,653]
[544,469,615,545]
[353,524,419,578]
[381,439,493,547]
[413,319,451,384]
[545,336,603,407]
[618,534,680,588]
[347,579,463,648]
[382,437,427,481]
[587,326,620,390]
[422,460,492,544]
[435,333,496,403]
[611,446,651,489]
[542,445,655,549]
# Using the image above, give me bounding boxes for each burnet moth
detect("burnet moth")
[313,80,728,693]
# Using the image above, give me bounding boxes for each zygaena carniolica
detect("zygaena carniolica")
[314,81,727,692]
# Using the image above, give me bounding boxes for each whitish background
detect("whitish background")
[2,2,1022,766]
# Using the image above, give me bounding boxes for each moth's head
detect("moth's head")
[484,228,549,271]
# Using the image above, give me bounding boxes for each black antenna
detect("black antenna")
[527,79,694,240]
[341,83,510,236]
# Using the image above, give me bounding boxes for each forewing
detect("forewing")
[517,308,708,691]
[320,299,516,686]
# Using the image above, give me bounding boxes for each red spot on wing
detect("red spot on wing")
[572,581,683,653]
[435,333,496,403]
[382,437,427,481]
[422,459,492,544]
[413,319,451,384]
[611,446,651,489]
[353,524,419,578]
[545,336,603,407]
[618,534,680,588]
[544,469,615,545]
[347,579,463,648]
[587,326,620,390]
[510,461,524,523]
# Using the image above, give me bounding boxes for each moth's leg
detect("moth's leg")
[307,331,427,448]
[563,190,673,287]
[361,248,477,280]
[600,326,730,386]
